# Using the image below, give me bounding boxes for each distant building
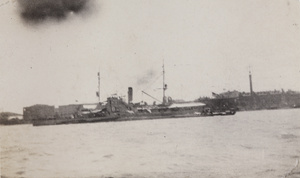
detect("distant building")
[23,103,104,120]
[23,104,55,120]
[58,103,102,118]
[58,104,81,118]
[215,90,240,99]
[205,89,300,111]
[201,71,300,111]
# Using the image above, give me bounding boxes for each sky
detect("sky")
[1,0,300,113]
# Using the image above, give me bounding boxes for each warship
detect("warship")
[31,63,235,126]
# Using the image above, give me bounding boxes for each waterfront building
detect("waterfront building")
[23,104,55,120]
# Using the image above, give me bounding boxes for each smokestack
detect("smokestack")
[128,87,133,104]
[249,71,253,96]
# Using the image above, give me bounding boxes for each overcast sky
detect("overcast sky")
[1,0,300,113]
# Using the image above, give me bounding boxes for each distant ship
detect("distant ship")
[31,62,235,126]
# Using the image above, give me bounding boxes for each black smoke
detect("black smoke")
[137,69,158,86]
[18,0,91,23]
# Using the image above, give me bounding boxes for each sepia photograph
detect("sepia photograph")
[0,0,300,177]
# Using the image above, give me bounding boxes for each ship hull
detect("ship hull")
[32,116,119,126]
[32,111,235,126]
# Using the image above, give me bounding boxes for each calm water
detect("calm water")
[1,109,300,178]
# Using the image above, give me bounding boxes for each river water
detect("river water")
[1,109,300,178]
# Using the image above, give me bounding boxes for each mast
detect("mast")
[97,71,100,102]
[162,60,167,105]
[249,67,253,96]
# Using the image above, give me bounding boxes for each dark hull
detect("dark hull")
[32,111,236,126]
[32,116,119,126]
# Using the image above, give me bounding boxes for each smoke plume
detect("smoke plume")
[137,70,157,86]
[18,0,91,23]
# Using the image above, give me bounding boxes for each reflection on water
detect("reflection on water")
[1,109,300,178]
